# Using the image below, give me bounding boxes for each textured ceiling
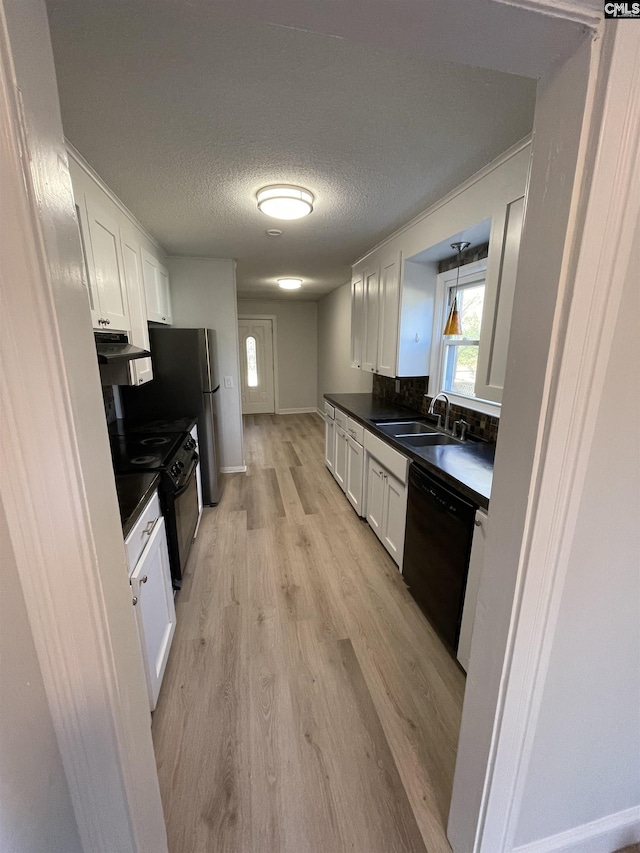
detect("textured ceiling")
[46,1,537,300]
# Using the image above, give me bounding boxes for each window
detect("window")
[430,261,493,407]
[246,336,258,387]
[442,279,485,398]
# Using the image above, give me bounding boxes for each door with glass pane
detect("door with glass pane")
[238,318,275,414]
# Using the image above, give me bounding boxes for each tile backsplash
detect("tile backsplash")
[372,374,499,444]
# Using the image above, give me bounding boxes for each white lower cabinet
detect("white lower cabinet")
[345,435,365,516]
[324,415,336,474]
[366,454,407,568]
[457,508,488,673]
[129,513,176,711]
[334,424,348,491]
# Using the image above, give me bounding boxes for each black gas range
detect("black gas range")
[110,427,199,589]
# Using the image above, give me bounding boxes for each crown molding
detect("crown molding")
[65,139,166,254]
[491,0,602,29]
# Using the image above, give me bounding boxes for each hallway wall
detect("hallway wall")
[317,281,373,411]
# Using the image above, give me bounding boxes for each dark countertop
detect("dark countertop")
[324,393,494,509]
[115,472,161,538]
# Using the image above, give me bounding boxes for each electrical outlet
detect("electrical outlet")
[224,376,233,389]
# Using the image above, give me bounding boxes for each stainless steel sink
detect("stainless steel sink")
[376,421,439,438]
[399,434,459,447]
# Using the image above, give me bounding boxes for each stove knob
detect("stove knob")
[171,463,180,476]
[177,460,185,470]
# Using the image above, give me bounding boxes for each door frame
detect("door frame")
[3,4,638,853]
[238,314,279,414]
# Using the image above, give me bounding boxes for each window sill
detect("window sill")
[443,393,501,418]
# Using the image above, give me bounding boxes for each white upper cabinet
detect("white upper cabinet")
[70,159,132,333]
[350,140,532,394]
[69,152,170,341]
[141,249,172,325]
[362,265,380,373]
[376,249,401,378]
[120,227,153,386]
[474,195,525,403]
[350,270,364,369]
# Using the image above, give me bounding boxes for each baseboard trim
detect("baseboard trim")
[512,805,640,853]
[277,407,317,415]
[221,465,247,474]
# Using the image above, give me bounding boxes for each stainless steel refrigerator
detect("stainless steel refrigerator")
[122,327,222,504]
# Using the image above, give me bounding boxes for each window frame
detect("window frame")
[245,335,258,388]
[428,259,501,417]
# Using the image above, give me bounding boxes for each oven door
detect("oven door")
[173,455,200,578]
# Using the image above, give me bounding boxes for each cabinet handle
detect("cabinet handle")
[475,517,483,528]
[143,520,155,535]
[162,316,166,321]
[132,596,138,606]
[138,378,144,384]
[141,575,148,584]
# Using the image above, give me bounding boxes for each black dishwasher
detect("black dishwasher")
[402,463,476,653]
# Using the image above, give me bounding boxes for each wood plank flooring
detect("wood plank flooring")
[152,413,465,853]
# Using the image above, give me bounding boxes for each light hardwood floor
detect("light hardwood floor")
[152,413,465,853]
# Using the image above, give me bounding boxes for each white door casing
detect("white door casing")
[238,318,275,414]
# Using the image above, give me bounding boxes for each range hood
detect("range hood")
[95,332,151,365]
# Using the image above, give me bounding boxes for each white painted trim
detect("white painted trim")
[66,140,165,254]
[476,24,640,853]
[0,9,167,851]
[238,314,279,413]
[221,465,247,473]
[277,407,318,414]
[491,0,602,28]
[352,136,532,267]
[512,805,640,853]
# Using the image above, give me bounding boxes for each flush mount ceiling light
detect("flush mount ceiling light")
[278,278,302,290]
[257,185,314,220]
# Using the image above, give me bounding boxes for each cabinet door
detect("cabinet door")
[350,271,364,369]
[345,437,364,516]
[381,470,407,568]
[121,231,153,386]
[141,249,172,324]
[377,251,401,378]
[457,509,488,672]
[366,455,385,539]
[157,263,172,324]
[131,517,176,711]
[85,195,130,331]
[362,266,380,373]
[334,425,348,492]
[324,416,336,473]
[475,195,525,403]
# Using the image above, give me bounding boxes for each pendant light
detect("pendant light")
[443,241,470,337]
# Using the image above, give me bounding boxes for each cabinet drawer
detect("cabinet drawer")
[346,418,364,445]
[334,407,348,430]
[364,430,409,483]
[324,401,335,420]
[125,490,161,575]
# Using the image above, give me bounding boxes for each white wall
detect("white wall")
[169,257,245,470]
[512,222,640,847]
[1,0,169,848]
[0,498,82,853]
[238,299,318,412]
[317,281,373,410]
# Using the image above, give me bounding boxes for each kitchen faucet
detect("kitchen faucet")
[427,392,451,433]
